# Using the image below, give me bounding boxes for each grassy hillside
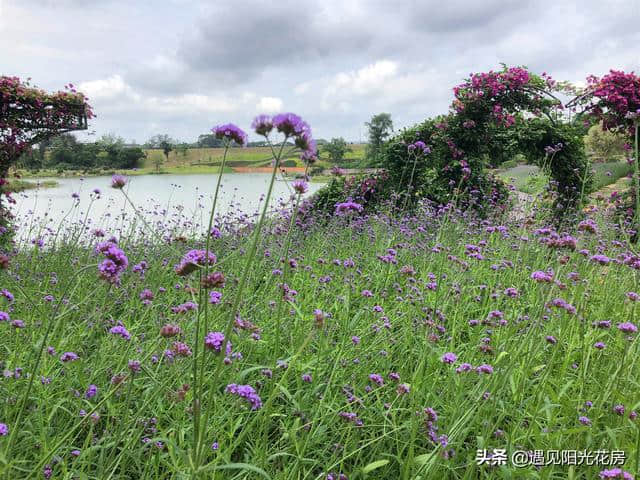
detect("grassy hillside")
[17,144,368,178]
[143,144,367,171]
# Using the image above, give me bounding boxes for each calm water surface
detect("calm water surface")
[11,173,324,242]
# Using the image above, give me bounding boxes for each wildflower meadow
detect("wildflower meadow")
[0,66,640,480]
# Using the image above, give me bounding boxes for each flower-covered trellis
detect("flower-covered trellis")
[0,76,92,244]
[382,66,640,221]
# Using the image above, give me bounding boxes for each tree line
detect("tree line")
[16,114,396,172]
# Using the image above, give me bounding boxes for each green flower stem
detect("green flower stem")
[194,137,288,468]
[192,143,230,459]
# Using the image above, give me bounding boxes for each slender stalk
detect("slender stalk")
[401,151,420,211]
[192,143,230,461]
[273,162,310,355]
[4,264,96,458]
[634,122,639,234]
[194,136,288,468]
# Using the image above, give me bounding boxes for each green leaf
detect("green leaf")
[362,459,389,473]
[496,351,509,363]
[531,364,546,374]
[414,453,434,466]
[204,463,272,479]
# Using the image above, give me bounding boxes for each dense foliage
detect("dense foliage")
[17,134,146,172]
[322,137,351,163]
[365,113,393,163]
[377,67,592,218]
[581,70,640,232]
[585,122,629,162]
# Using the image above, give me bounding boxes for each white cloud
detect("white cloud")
[256,96,283,112]
[328,60,397,95]
[80,75,243,114]
[79,75,137,101]
[318,60,449,114]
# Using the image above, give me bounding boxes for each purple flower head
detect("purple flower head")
[456,363,473,374]
[85,384,98,399]
[0,423,8,436]
[251,115,273,136]
[139,289,153,301]
[1,289,14,302]
[590,254,610,265]
[618,322,638,334]
[476,364,494,374]
[272,113,305,137]
[60,352,79,362]
[613,404,625,416]
[109,324,131,340]
[175,249,217,276]
[111,174,127,189]
[204,331,232,355]
[96,241,128,284]
[209,291,222,304]
[292,180,308,194]
[531,270,553,283]
[397,383,411,395]
[368,373,384,386]
[335,200,363,216]
[441,352,457,364]
[579,415,591,426]
[128,360,141,373]
[225,384,262,410]
[212,123,248,146]
[599,468,634,479]
[301,373,312,383]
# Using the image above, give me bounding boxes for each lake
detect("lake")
[11,173,325,244]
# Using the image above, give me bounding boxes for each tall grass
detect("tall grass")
[0,183,638,478]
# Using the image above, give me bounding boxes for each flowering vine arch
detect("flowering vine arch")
[0,76,93,236]
[383,66,640,220]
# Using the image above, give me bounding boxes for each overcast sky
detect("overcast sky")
[1,0,638,143]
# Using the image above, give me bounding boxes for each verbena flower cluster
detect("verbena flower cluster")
[96,241,129,284]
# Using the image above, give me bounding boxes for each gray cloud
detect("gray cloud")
[177,0,375,82]
[1,0,638,143]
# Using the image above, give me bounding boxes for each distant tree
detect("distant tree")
[152,140,172,173]
[115,147,145,169]
[365,113,393,163]
[197,134,224,148]
[48,134,78,167]
[145,134,175,149]
[247,140,268,147]
[38,138,51,163]
[16,147,42,171]
[176,143,189,165]
[584,122,627,162]
[160,141,172,160]
[98,133,125,149]
[322,137,351,163]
